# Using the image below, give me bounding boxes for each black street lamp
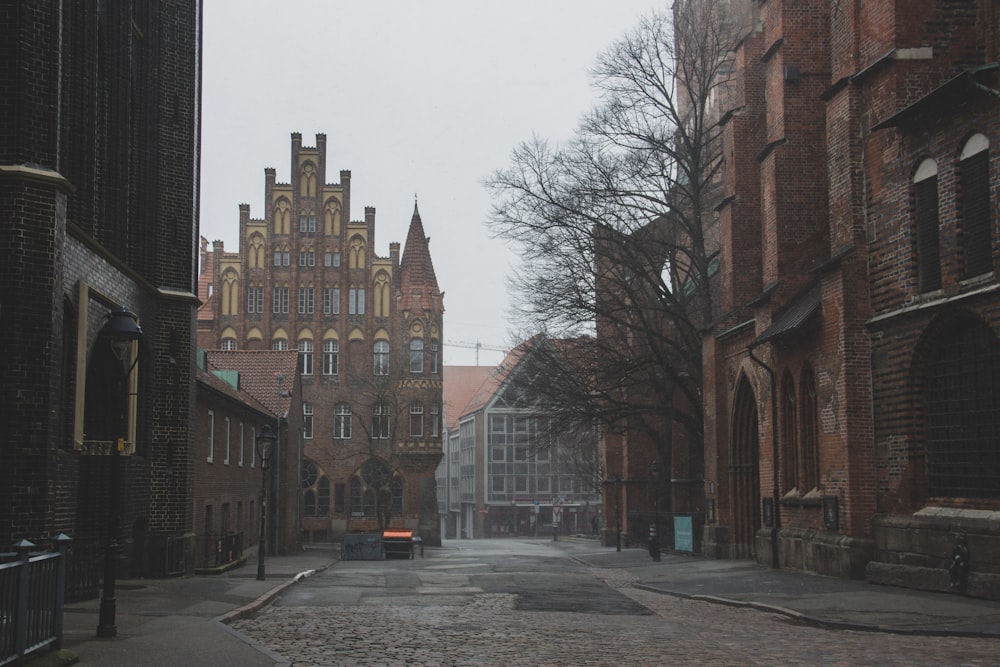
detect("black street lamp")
[96,306,143,639]
[649,461,661,562]
[255,423,276,581]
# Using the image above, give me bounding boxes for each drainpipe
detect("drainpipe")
[747,344,781,569]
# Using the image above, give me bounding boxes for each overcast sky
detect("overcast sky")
[201,1,665,367]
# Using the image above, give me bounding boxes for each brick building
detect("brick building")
[196,350,302,568]
[199,133,445,545]
[0,1,202,582]
[702,0,1000,595]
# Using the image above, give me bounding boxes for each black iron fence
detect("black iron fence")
[0,536,70,665]
[208,532,243,568]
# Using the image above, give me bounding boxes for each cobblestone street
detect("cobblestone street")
[231,541,1000,666]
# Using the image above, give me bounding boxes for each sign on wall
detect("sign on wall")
[674,515,693,552]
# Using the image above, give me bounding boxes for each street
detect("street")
[231,538,1000,666]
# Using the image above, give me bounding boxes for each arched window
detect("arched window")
[410,338,424,374]
[300,161,316,197]
[961,134,992,278]
[222,270,239,316]
[301,461,330,517]
[800,365,820,492]
[273,198,291,235]
[248,234,265,269]
[373,273,391,317]
[349,237,366,269]
[324,199,341,236]
[349,460,402,518]
[914,159,941,293]
[780,371,798,493]
[374,340,389,375]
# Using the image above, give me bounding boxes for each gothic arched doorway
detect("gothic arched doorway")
[730,373,760,558]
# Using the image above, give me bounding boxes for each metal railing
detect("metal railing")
[210,532,243,568]
[0,535,71,666]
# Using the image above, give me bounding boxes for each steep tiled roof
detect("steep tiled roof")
[203,350,298,416]
[442,365,496,431]
[458,344,528,418]
[398,201,441,311]
[196,366,272,416]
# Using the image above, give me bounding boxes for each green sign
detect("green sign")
[674,515,693,552]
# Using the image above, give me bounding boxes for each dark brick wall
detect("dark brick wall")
[0,0,201,580]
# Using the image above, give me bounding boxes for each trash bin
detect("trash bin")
[382,530,414,559]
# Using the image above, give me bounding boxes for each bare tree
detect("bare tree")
[340,359,412,532]
[486,1,751,514]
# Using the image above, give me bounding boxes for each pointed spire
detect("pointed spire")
[399,197,440,310]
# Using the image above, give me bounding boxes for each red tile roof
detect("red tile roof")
[203,350,298,416]
[196,366,272,416]
[442,365,496,431]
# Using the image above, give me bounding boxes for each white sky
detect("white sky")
[200,1,665,367]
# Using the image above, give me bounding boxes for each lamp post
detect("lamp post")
[256,423,275,581]
[96,306,143,639]
[615,475,622,552]
[649,461,661,562]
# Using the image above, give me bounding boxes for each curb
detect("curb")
[217,564,329,625]
[631,584,1000,639]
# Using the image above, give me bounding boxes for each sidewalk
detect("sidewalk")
[29,544,341,667]
[571,545,1000,637]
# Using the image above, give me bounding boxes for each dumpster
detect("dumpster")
[382,530,414,559]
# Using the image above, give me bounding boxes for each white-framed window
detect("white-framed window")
[273,286,289,314]
[224,416,231,464]
[334,403,352,439]
[239,422,245,467]
[207,410,215,463]
[374,340,389,375]
[323,340,339,375]
[247,286,263,314]
[348,287,365,315]
[373,404,390,439]
[298,287,314,314]
[221,338,237,351]
[303,403,314,439]
[272,338,288,351]
[430,404,440,437]
[299,339,313,376]
[409,403,423,437]
[430,340,439,374]
[410,338,424,374]
[251,426,256,468]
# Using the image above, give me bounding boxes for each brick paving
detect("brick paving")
[233,561,1000,666]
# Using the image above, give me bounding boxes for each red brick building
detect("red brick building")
[198,350,302,564]
[199,133,445,545]
[702,0,1000,595]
